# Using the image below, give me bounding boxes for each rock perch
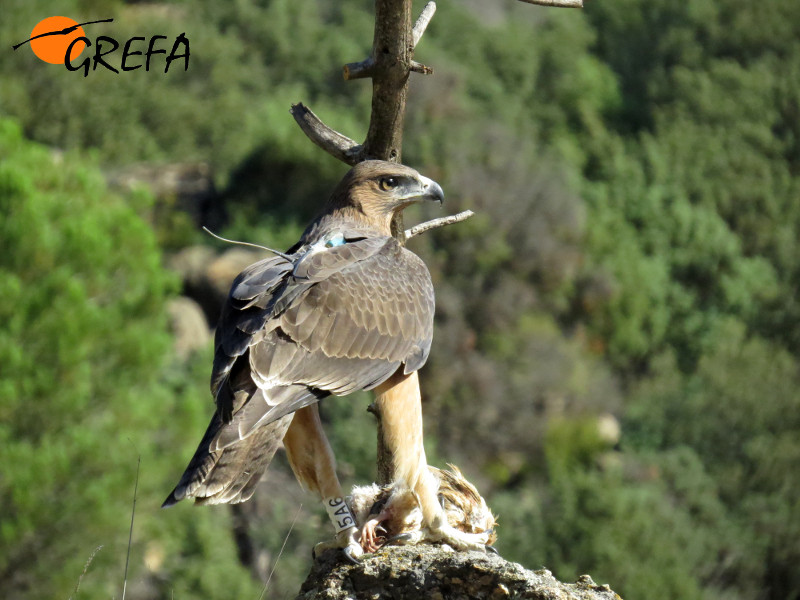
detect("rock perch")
[298,545,622,599]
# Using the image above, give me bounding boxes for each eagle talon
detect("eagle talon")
[313,526,363,562]
[342,545,362,564]
[385,531,422,546]
[486,545,499,555]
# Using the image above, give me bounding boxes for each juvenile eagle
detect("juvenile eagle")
[164,160,492,558]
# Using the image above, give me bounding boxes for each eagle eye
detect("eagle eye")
[379,177,399,191]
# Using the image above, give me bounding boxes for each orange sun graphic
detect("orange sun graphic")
[29,16,87,64]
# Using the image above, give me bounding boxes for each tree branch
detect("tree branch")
[289,103,363,166]
[404,210,474,241]
[517,0,584,7]
[412,1,437,47]
[342,57,376,81]
[362,0,412,165]
[409,60,433,75]
[294,1,437,176]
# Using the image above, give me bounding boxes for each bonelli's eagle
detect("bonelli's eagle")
[164,161,493,558]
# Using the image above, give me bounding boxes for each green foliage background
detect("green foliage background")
[1,0,798,598]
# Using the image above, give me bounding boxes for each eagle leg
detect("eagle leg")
[283,404,363,561]
[373,373,499,554]
[373,372,447,528]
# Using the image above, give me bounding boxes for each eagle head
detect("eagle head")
[329,160,444,234]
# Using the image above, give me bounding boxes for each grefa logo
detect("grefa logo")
[12,16,190,76]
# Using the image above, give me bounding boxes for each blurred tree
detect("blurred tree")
[0,118,260,600]
[626,321,800,597]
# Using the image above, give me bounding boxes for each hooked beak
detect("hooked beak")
[418,175,445,204]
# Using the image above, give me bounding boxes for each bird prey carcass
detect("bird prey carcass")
[163,160,493,559]
[352,465,497,554]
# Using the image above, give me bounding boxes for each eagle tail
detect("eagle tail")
[162,384,320,507]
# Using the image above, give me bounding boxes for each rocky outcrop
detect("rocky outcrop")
[168,245,267,323]
[298,545,621,600]
[166,297,212,360]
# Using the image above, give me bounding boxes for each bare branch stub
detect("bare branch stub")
[343,57,377,81]
[410,60,433,75]
[517,0,583,8]
[289,103,363,166]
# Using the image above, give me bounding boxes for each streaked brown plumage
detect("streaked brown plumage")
[163,161,443,507]
[352,465,497,553]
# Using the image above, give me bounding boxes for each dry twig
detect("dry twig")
[405,210,475,241]
[342,57,376,81]
[412,2,437,47]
